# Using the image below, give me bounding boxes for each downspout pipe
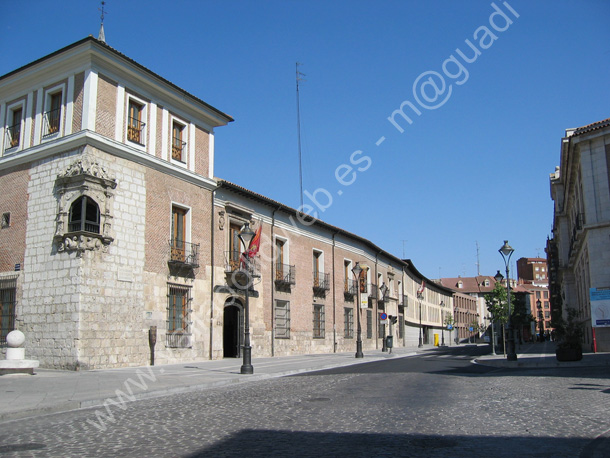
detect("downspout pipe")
[209,187,218,360]
[270,206,280,357]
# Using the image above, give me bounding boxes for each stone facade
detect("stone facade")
[549,118,610,352]
[1,37,455,369]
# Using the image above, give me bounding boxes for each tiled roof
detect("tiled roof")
[572,117,610,137]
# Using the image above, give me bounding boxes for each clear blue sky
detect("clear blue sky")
[2,1,609,279]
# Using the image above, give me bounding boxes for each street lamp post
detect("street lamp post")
[380,283,389,352]
[418,292,424,348]
[489,314,496,355]
[537,299,544,342]
[238,222,256,375]
[352,262,364,358]
[440,301,445,346]
[499,240,517,361]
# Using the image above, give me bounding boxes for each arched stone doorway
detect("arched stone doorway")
[223,297,243,358]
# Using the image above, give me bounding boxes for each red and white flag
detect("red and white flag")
[417,280,425,295]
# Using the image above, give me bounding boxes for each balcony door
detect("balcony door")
[171,206,187,262]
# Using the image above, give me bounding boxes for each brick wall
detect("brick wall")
[0,163,29,272]
[96,73,117,138]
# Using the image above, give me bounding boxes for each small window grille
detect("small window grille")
[1,213,10,228]
[275,300,290,338]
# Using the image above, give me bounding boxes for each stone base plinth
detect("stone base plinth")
[0,359,40,375]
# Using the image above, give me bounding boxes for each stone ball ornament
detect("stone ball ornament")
[6,330,25,348]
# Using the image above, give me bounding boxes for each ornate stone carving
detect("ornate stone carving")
[218,211,225,230]
[54,154,117,253]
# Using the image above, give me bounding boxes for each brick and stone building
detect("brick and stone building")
[548,118,610,352]
[0,37,455,369]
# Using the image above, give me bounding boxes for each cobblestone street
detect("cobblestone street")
[0,346,609,457]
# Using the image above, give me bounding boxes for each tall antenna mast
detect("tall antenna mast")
[476,241,480,276]
[98,1,107,42]
[296,62,305,209]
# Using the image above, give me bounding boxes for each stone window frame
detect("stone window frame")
[4,100,26,152]
[41,83,65,140]
[54,155,117,253]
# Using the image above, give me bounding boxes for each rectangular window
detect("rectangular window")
[171,121,186,162]
[366,309,372,339]
[166,284,191,348]
[545,311,550,319]
[44,91,62,135]
[0,277,17,345]
[7,106,23,148]
[313,250,322,287]
[313,304,325,338]
[344,307,354,338]
[275,300,290,338]
[536,291,541,299]
[229,223,242,270]
[275,238,285,281]
[127,99,145,144]
[544,291,549,299]
[171,206,187,262]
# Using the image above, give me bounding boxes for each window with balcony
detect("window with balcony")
[44,91,62,136]
[127,99,145,145]
[274,238,294,286]
[166,284,192,348]
[275,300,290,338]
[69,196,100,233]
[228,222,242,271]
[169,205,198,268]
[313,304,325,338]
[6,106,23,149]
[172,120,186,162]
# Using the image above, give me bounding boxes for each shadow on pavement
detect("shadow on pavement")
[182,429,606,458]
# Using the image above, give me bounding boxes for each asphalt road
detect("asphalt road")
[0,345,608,457]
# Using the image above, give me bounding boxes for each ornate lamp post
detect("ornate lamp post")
[238,222,256,374]
[499,240,517,361]
[352,262,364,358]
[380,283,389,352]
[537,299,544,342]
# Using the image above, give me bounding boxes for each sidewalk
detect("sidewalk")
[474,340,610,369]
[0,344,423,422]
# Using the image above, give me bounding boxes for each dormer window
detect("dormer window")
[457,281,463,288]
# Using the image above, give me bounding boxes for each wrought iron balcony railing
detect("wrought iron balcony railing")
[43,108,61,136]
[128,117,146,144]
[172,137,187,161]
[224,251,261,278]
[275,263,296,285]
[169,240,200,267]
[6,122,20,148]
[344,279,358,298]
[312,272,330,291]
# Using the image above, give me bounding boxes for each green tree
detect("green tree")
[484,282,510,325]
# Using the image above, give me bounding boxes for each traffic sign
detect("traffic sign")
[380,312,387,321]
